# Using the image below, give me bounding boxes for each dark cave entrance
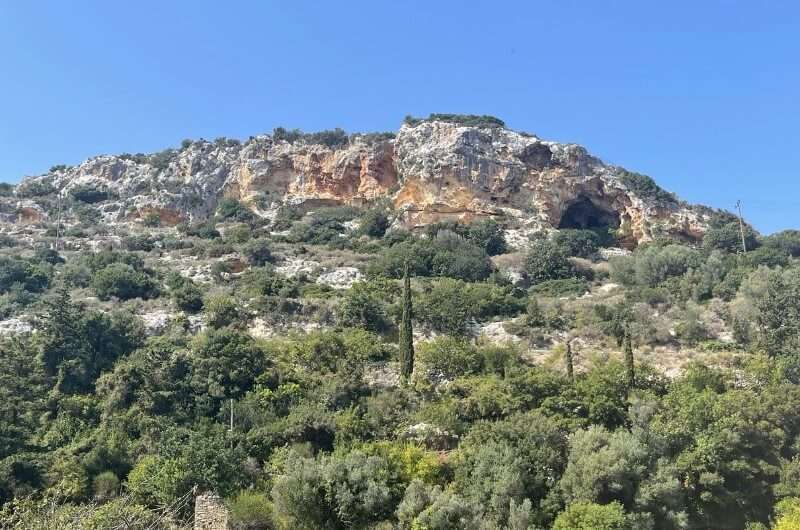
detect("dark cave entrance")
[558,196,620,230]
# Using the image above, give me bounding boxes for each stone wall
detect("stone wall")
[194,492,230,530]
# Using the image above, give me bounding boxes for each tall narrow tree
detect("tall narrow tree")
[623,325,635,388]
[399,262,414,380]
[565,339,574,383]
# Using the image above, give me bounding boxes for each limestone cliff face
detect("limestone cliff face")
[392,121,707,245]
[9,120,709,245]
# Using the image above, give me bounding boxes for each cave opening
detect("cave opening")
[558,196,620,230]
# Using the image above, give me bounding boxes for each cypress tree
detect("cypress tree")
[399,262,414,380]
[624,326,635,388]
[565,339,574,383]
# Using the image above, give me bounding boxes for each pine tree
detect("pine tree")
[399,262,414,380]
[624,326,635,388]
[565,339,574,383]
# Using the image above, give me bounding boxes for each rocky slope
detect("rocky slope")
[5,117,710,246]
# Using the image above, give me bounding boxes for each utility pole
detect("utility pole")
[54,189,63,251]
[735,200,747,254]
[565,339,574,383]
[229,398,234,449]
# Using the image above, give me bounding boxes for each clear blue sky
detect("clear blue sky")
[1,1,798,234]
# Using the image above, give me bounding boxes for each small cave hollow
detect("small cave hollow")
[558,196,621,230]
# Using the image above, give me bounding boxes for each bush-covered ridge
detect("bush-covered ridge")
[404,113,507,128]
[1,191,800,529]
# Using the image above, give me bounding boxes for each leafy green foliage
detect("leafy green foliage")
[216,198,255,223]
[703,219,759,253]
[524,238,576,284]
[243,238,274,266]
[92,263,158,301]
[618,169,676,204]
[370,230,493,281]
[337,279,395,333]
[404,113,506,128]
[358,208,390,238]
[552,501,630,530]
[552,228,603,257]
[0,256,51,294]
[415,278,524,335]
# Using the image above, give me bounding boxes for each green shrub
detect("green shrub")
[166,274,204,312]
[337,279,396,333]
[204,295,241,328]
[552,501,630,530]
[243,238,274,266]
[73,203,102,225]
[92,263,157,300]
[744,246,790,268]
[530,277,589,297]
[703,221,759,253]
[123,234,155,252]
[418,337,482,380]
[415,278,524,336]
[147,149,176,170]
[272,127,350,148]
[552,229,602,258]
[224,224,252,244]
[610,244,703,288]
[91,471,119,501]
[179,221,220,239]
[217,198,255,223]
[524,238,576,284]
[370,231,492,282]
[0,256,51,294]
[764,230,800,257]
[229,491,274,530]
[404,113,506,128]
[618,169,676,204]
[358,209,390,238]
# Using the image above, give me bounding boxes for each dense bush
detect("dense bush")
[415,278,524,335]
[0,256,51,294]
[337,279,396,333]
[611,243,703,288]
[618,170,676,204]
[424,219,507,256]
[552,229,602,258]
[243,238,274,266]
[272,127,349,148]
[703,220,759,253]
[370,231,493,281]
[524,238,576,285]
[404,113,506,128]
[216,198,255,223]
[92,263,158,300]
[166,273,204,312]
[529,277,589,297]
[179,221,220,239]
[764,230,800,257]
[358,209,390,238]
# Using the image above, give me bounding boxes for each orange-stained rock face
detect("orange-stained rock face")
[10,120,710,246]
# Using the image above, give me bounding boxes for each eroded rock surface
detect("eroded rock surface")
[7,119,710,245]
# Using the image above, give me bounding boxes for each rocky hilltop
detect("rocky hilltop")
[5,115,709,246]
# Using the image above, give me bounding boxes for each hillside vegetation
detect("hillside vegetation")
[2,177,800,529]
